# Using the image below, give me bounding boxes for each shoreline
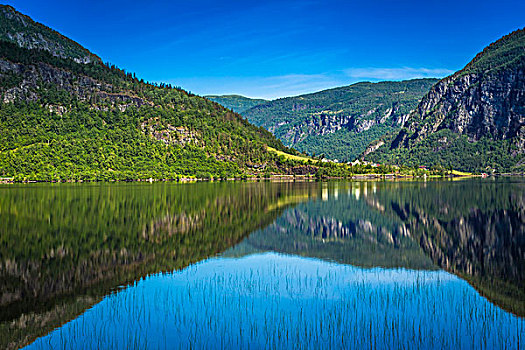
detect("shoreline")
[1,173,524,184]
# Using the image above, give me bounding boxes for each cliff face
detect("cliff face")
[275,104,406,145]
[365,28,525,171]
[0,53,151,110]
[392,65,525,150]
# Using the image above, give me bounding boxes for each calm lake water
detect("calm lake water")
[0,179,524,349]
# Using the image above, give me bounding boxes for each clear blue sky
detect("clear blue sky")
[5,0,524,99]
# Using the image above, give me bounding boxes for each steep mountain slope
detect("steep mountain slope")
[243,79,439,161]
[0,5,99,64]
[365,28,525,172]
[0,6,292,181]
[205,94,268,113]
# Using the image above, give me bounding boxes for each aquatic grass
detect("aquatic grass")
[23,253,524,349]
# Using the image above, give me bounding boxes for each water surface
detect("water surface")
[0,179,523,349]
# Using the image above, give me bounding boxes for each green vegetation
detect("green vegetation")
[243,79,438,161]
[367,129,524,173]
[205,94,268,113]
[364,28,525,172]
[296,124,392,161]
[0,37,439,182]
[459,27,525,76]
[266,146,317,163]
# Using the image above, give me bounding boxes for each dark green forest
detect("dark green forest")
[367,129,524,173]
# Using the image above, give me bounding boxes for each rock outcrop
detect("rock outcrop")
[393,64,524,150]
[365,28,525,170]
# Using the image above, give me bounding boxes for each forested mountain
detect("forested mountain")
[0,5,296,181]
[364,28,525,173]
[205,94,268,113]
[242,79,439,161]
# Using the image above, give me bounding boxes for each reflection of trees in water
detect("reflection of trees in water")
[141,211,204,241]
[0,182,316,350]
[243,183,435,270]
[1,179,523,349]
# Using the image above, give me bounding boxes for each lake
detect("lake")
[0,179,523,349]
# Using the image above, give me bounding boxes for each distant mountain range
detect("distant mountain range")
[364,28,525,172]
[210,30,524,172]
[0,5,294,181]
[205,94,268,113]
[240,79,438,161]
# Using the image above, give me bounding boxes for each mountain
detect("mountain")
[0,5,295,181]
[0,5,99,64]
[205,94,268,113]
[242,79,439,161]
[364,28,525,173]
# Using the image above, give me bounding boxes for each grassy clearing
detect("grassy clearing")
[266,147,317,163]
[451,170,474,176]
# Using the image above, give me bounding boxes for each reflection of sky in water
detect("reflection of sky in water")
[26,253,523,350]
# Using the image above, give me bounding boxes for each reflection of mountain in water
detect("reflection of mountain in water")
[373,180,525,317]
[233,183,435,270]
[0,182,316,350]
[230,180,525,317]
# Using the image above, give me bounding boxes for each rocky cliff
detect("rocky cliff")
[365,28,525,172]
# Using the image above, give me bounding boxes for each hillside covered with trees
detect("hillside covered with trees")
[0,5,299,181]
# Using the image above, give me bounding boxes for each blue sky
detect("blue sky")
[5,0,524,99]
